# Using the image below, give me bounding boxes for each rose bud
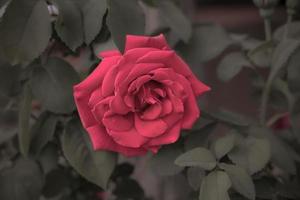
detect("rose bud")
[73,34,210,157]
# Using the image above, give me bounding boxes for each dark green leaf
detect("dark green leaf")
[38,143,59,174]
[43,169,70,198]
[82,0,107,44]
[54,0,84,51]
[274,21,300,40]
[31,58,80,114]
[175,147,216,170]
[199,171,231,200]
[107,0,145,51]
[0,63,20,97]
[30,112,58,155]
[149,144,184,176]
[220,163,255,200]
[217,52,251,82]
[113,178,144,199]
[18,82,33,157]
[0,0,51,65]
[247,41,275,68]
[287,48,300,96]
[187,167,205,191]
[213,132,236,159]
[157,0,191,43]
[62,117,117,189]
[0,108,17,144]
[228,136,271,174]
[0,158,44,200]
[261,39,300,122]
[178,24,233,64]
[184,122,217,151]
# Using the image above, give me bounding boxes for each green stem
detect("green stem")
[264,18,272,41]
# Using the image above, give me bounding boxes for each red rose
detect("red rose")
[73,34,210,156]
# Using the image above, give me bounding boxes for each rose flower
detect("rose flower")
[73,34,210,156]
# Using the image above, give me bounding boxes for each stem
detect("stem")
[264,18,272,41]
[283,15,293,40]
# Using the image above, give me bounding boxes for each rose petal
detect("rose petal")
[141,103,162,120]
[188,75,211,96]
[108,127,148,148]
[146,145,161,154]
[101,66,118,97]
[160,99,173,117]
[128,75,152,94]
[110,94,131,114]
[125,34,170,52]
[102,112,134,131]
[88,90,103,108]
[135,114,168,138]
[99,50,121,58]
[91,97,113,122]
[146,121,182,146]
[87,125,147,157]
[73,56,121,128]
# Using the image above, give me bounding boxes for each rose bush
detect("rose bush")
[73,34,210,156]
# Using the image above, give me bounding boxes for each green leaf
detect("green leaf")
[217,52,251,82]
[38,143,59,174]
[213,132,236,159]
[107,0,145,51]
[0,63,20,97]
[202,109,250,127]
[175,147,216,170]
[187,167,205,191]
[0,0,51,65]
[157,0,191,43]
[184,122,217,151]
[62,117,117,189]
[30,112,58,155]
[287,48,300,96]
[260,39,300,122]
[0,158,44,200]
[274,21,300,40]
[249,126,297,174]
[178,24,233,64]
[149,144,184,176]
[220,163,255,200]
[53,0,84,51]
[43,169,70,198]
[18,82,33,157]
[31,58,80,114]
[228,136,271,174]
[199,171,231,200]
[0,109,18,144]
[82,0,107,44]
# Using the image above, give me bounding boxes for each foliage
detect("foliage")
[0,0,300,200]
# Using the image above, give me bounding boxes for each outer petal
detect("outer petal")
[188,75,211,96]
[108,127,149,148]
[125,34,170,52]
[87,125,147,157]
[73,56,121,128]
[102,112,134,132]
[99,50,121,58]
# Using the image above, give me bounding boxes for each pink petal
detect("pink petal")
[161,99,173,117]
[101,66,118,97]
[99,50,121,58]
[188,75,211,96]
[87,125,147,157]
[110,94,131,114]
[141,103,162,120]
[128,75,152,94]
[146,121,182,146]
[125,34,170,52]
[102,112,134,132]
[74,56,121,94]
[135,114,168,138]
[146,145,161,154]
[108,127,149,148]
[88,90,103,108]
